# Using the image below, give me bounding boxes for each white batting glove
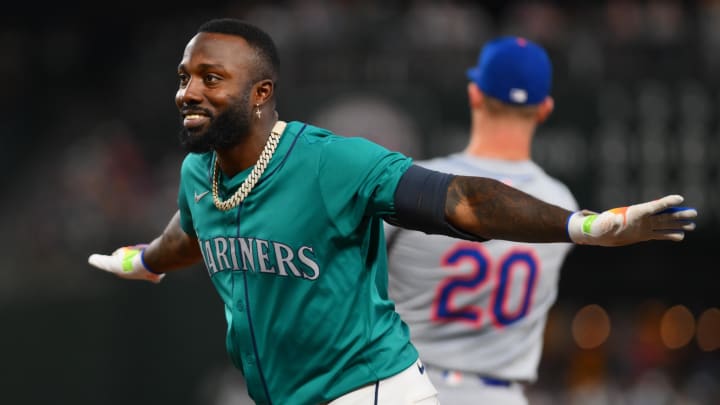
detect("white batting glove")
[88,244,165,284]
[567,194,697,246]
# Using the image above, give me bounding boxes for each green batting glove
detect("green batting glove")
[88,244,165,284]
[567,194,697,247]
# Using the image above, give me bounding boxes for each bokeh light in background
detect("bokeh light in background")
[572,304,611,349]
[660,304,695,349]
[696,307,720,352]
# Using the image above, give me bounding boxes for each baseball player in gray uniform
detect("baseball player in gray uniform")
[386,37,577,405]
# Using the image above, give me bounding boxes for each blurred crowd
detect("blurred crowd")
[2,1,718,404]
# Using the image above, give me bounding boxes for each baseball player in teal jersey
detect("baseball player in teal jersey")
[178,120,425,404]
[385,37,577,405]
[87,18,698,405]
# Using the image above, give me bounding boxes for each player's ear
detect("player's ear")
[253,79,274,104]
[536,96,554,123]
[468,82,484,109]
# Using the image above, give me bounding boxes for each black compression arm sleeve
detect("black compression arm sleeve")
[386,165,488,242]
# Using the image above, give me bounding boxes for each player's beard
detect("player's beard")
[178,87,253,153]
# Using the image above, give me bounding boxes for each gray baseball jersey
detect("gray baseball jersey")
[386,153,578,385]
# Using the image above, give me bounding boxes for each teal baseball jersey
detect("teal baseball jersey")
[177,121,418,404]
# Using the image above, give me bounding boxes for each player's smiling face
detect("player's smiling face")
[175,32,256,152]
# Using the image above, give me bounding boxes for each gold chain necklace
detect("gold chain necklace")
[212,120,287,211]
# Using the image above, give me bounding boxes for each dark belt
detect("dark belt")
[438,369,516,388]
[478,376,512,387]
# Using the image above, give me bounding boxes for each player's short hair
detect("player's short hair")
[483,96,540,119]
[198,18,280,84]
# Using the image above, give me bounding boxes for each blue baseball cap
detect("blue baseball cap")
[466,36,552,105]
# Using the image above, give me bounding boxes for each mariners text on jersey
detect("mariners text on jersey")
[199,236,320,280]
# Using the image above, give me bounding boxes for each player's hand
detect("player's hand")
[88,244,165,284]
[567,194,697,246]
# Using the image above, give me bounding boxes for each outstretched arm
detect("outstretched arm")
[446,175,571,243]
[88,210,203,283]
[142,210,202,271]
[389,165,697,247]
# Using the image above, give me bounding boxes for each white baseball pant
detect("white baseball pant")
[328,358,439,405]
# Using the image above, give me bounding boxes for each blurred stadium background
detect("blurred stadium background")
[1,1,718,404]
